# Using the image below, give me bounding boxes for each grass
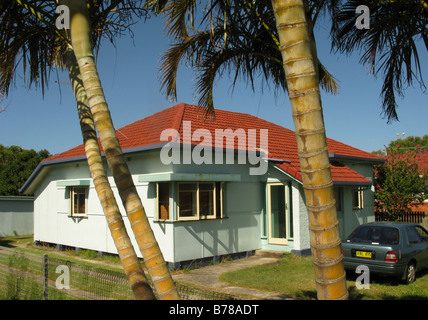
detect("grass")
[5,236,428,300]
[0,235,133,272]
[220,253,428,300]
[0,236,135,300]
[0,235,238,300]
[0,234,33,248]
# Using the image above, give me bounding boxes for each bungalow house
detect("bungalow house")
[20,103,383,267]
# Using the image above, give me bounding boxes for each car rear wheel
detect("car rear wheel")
[405,262,416,284]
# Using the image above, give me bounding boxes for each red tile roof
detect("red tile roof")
[45,103,378,184]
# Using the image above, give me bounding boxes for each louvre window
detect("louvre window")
[352,188,364,210]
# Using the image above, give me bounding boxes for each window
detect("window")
[352,188,364,210]
[415,226,428,242]
[157,182,170,220]
[407,227,421,244]
[70,187,87,217]
[177,182,223,220]
[407,226,428,244]
[347,226,399,245]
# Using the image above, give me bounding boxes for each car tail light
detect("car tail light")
[385,251,397,262]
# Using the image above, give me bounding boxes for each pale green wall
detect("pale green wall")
[31,149,377,263]
[0,197,34,237]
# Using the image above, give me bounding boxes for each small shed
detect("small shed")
[0,196,34,237]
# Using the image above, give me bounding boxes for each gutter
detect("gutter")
[20,141,271,194]
[328,153,386,164]
[0,196,34,201]
[19,155,87,194]
[19,142,169,194]
[332,181,372,187]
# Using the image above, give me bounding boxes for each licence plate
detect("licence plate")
[356,250,372,259]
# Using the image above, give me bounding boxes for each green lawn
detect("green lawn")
[0,234,33,248]
[0,235,128,271]
[219,253,428,300]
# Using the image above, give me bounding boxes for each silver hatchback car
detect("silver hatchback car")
[342,222,428,284]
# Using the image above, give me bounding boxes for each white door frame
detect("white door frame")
[267,183,288,245]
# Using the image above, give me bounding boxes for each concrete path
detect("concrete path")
[172,251,298,300]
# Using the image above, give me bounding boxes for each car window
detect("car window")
[347,226,399,245]
[415,226,428,242]
[406,227,421,244]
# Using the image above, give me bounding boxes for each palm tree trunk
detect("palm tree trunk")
[61,0,179,300]
[64,47,155,300]
[271,0,348,300]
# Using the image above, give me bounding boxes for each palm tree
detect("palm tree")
[0,0,178,299]
[64,47,155,300]
[152,0,348,299]
[0,0,155,300]
[330,0,428,122]
[60,0,179,299]
[271,0,348,300]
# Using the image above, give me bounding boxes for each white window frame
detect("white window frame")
[177,182,223,221]
[70,186,88,217]
[352,188,364,210]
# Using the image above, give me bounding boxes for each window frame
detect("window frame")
[177,181,223,221]
[352,187,364,210]
[156,182,170,221]
[177,182,200,221]
[69,186,88,217]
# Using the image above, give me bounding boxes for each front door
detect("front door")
[267,183,288,245]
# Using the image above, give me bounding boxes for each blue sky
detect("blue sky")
[0,15,426,156]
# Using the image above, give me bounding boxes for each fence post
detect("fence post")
[43,254,48,300]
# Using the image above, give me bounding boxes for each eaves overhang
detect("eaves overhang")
[328,153,386,164]
[19,142,169,195]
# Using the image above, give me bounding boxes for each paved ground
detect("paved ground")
[172,251,298,300]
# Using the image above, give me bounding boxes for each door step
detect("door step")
[254,249,286,259]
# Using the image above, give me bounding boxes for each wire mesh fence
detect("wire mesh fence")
[0,246,238,300]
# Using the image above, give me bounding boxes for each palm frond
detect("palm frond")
[159,0,340,113]
[331,0,428,122]
[162,0,198,38]
[0,0,149,99]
